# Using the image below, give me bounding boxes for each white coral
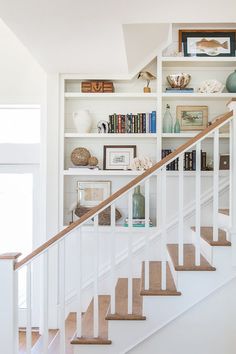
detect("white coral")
[130,156,153,171]
[198,80,224,93]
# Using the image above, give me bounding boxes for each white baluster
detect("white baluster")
[161,168,167,290]
[195,143,201,266]
[213,129,219,241]
[128,190,133,314]
[228,101,236,265]
[110,203,116,315]
[26,263,32,354]
[43,252,49,354]
[76,229,82,338]
[144,180,150,290]
[0,254,20,354]
[59,240,66,354]
[178,154,184,266]
[93,215,99,337]
[229,120,232,226]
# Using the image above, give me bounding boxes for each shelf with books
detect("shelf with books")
[64,133,158,138]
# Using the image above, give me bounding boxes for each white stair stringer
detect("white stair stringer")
[72,246,236,354]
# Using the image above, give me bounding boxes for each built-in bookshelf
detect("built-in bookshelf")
[59,22,234,227]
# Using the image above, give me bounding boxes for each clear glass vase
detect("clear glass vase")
[163,104,173,133]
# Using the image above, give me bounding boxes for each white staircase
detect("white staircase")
[1,100,236,354]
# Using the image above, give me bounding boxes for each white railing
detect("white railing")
[0,102,235,354]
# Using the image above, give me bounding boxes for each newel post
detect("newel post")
[0,252,21,354]
[227,99,236,266]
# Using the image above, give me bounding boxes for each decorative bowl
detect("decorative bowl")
[167,73,191,89]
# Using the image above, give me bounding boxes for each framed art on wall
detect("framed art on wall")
[103,145,137,170]
[77,181,111,207]
[177,106,208,131]
[179,29,236,57]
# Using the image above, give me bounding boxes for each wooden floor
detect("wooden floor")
[167,244,216,271]
[106,278,146,320]
[140,261,181,296]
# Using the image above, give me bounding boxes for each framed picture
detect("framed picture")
[77,181,111,207]
[177,106,208,131]
[103,145,136,170]
[219,155,230,170]
[179,30,236,57]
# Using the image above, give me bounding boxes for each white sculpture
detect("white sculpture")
[130,156,153,171]
[198,80,224,93]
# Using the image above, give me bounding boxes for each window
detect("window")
[0,106,40,144]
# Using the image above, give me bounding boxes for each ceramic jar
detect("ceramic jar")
[73,109,92,133]
[226,70,236,93]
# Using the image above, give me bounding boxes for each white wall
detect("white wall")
[128,277,236,354]
[0,19,45,104]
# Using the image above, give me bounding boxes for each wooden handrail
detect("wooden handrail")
[14,110,233,270]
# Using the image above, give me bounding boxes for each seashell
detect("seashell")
[71,147,91,166]
[198,80,224,93]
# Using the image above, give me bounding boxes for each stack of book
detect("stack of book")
[162,149,179,171]
[184,150,207,171]
[124,218,153,227]
[165,88,194,93]
[161,149,207,171]
[108,111,156,133]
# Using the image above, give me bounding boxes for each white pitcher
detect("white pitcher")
[73,109,92,133]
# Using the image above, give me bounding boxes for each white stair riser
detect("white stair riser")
[218,213,230,229]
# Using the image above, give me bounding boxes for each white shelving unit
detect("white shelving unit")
[59,23,234,227]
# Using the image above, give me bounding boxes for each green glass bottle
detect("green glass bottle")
[163,104,173,133]
[174,117,180,133]
[132,186,145,219]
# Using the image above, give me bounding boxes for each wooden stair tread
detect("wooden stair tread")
[106,278,146,320]
[219,208,229,216]
[71,295,111,345]
[19,331,40,354]
[48,313,76,354]
[167,244,216,271]
[31,329,58,354]
[192,226,231,246]
[140,261,181,296]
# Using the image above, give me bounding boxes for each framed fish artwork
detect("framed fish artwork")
[179,30,236,57]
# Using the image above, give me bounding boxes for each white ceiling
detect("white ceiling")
[0,0,235,75]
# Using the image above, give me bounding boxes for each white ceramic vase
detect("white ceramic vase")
[73,110,92,133]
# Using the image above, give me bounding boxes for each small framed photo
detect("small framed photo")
[179,29,236,57]
[219,155,230,170]
[103,145,136,170]
[177,106,208,131]
[77,181,111,207]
